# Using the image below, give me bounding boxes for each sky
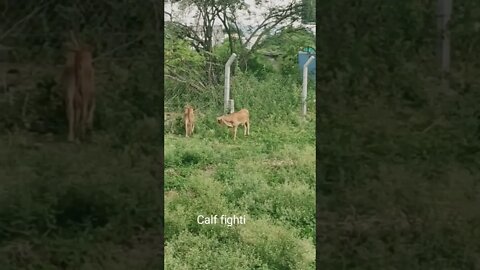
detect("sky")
[164,0,315,37]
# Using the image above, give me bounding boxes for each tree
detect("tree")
[301,0,315,23]
[167,0,303,77]
[217,1,303,70]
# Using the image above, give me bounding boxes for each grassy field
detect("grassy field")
[164,74,316,269]
[317,85,480,268]
[0,131,162,269]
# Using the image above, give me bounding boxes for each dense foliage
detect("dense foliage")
[0,1,162,269]
[318,1,480,268]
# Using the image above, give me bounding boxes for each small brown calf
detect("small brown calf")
[184,105,195,137]
[216,108,250,140]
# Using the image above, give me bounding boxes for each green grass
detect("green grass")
[0,132,162,269]
[317,83,480,268]
[164,101,316,269]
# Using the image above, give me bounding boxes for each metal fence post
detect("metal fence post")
[224,53,237,113]
[302,56,315,117]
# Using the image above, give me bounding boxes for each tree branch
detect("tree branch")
[164,74,206,92]
[244,3,301,47]
[93,33,146,63]
[0,3,47,41]
[169,21,206,51]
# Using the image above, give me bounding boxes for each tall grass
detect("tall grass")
[164,72,316,269]
[0,62,163,269]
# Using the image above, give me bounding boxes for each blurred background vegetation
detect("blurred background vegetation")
[0,1,162,269]
[317,0,480,269]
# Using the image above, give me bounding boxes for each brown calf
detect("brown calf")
[184,105,195,137]
[216,108,250,140]
[61,44,95,142]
